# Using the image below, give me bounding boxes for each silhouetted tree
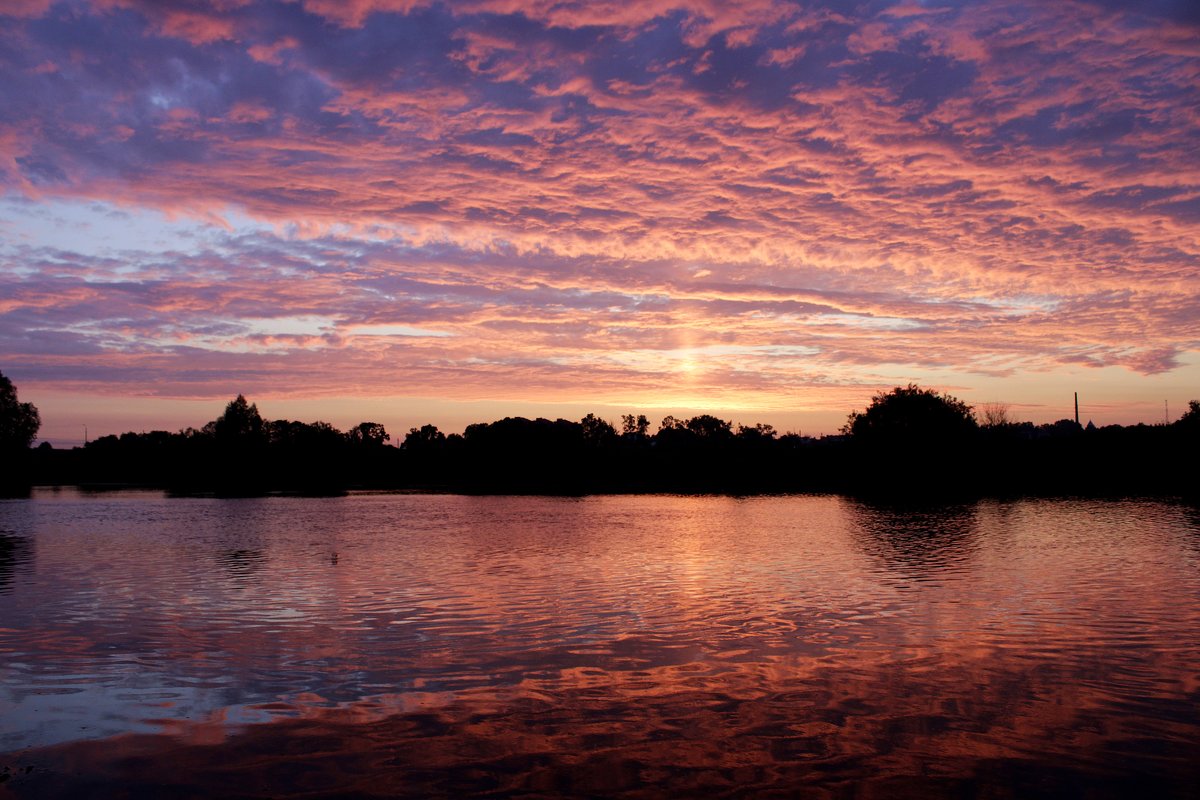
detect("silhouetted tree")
[296,420,343,447]
[737,422,776,440]
[1177,400,1200,429]
[978,402,1012,428]
[844,384,977,446]
[0,371,40,451]
[1040,419,1083,437]
[213,395,266,443]
[580,413,616,447]
[347,422,390,447]
[403,424,446,451]
[621,414,650,438]
[267,419,303,446]
[199,395,269,495]
[457,417,586,492]
[266,419,347,493]
[685,414,733,439]
[1174,400,1200,448]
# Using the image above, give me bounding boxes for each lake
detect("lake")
[2,490,1199,797]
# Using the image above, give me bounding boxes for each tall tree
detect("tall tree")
[621,414,650,438]
[213,395,266,443]
[0,371,40,450]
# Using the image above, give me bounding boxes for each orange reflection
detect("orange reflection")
[2,494,1199,798]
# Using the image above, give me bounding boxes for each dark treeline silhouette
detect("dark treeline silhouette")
[25,395,397,496]
[9,380,1200,498]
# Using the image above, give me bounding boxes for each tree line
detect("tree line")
[3,371,1199,498]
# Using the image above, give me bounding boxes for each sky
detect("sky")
[1,0,1198,446]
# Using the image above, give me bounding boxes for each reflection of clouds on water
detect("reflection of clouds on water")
[1178,502,1200,531]
[4,491,1200,798]
[217,548,267,587]
[207,499,273,588]
[1176,502,1200,560]
[845,500,979,579]
[7,646,1199,800]
[0,531,33,594]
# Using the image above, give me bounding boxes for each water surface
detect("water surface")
[2,490,1199,797]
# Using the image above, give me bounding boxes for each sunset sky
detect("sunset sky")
[2,0,1198,445]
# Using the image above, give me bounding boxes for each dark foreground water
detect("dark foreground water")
[1,490,1199,798]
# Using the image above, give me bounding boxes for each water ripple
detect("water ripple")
[1,492,1198,797]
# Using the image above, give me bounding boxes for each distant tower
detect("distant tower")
[1074,392,1079,426]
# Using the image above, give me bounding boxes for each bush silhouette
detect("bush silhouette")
[844,384,977,447]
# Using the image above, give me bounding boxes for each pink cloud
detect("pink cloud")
[0,0,53,18]
[293,0,430,28]
[90,0,247,44]
[1,0,1198,433]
